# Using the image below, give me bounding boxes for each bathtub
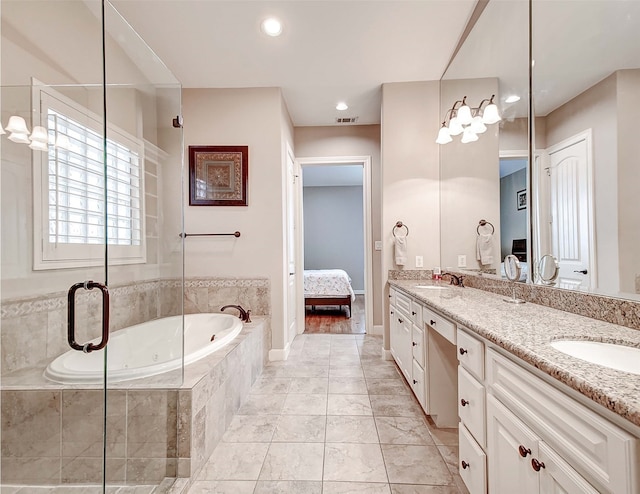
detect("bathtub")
[44,313,243,384]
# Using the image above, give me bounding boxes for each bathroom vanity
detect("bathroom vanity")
[388,280,640,494]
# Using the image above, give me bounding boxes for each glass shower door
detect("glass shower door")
[1,1,184,490]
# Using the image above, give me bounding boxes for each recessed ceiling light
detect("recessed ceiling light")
[261,17,283,37]
[336,102,348,111]
[505,95,521,103]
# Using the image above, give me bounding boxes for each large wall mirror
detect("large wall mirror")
[532,0,640,300]
[439,0,529,281]
[440,0,640,303]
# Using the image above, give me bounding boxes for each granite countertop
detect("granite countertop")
[388,279,640,430]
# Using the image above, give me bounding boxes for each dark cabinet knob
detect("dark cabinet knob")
[412,341,417,347]
[461,460,470,470]
[413,379,418,384]
[412,311,417,316]
[388,294,392,298]
[398,318,403,324]
[518,445,532,458]
[460,398,469,407]
[531,458,546,472]
[459,348,468,355]
[430,319,436,326]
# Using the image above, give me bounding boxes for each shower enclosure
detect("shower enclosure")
[1,0,184,489]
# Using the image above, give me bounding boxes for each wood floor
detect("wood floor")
[304,295,366,334]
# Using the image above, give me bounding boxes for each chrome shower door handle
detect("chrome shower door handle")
[67,281,110,353]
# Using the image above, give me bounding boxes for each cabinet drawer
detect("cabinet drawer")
[424,306,456,344]
[487,349,639,494]
[411,323,425,368]
[459,423,487,494]
[395,291,412,315]
[389,288,396,306]
[457,328,484,381]
[458,366,486,448]
[411,358,426,409]
[409,299,423,327]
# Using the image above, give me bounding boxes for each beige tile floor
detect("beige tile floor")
[188,334,469,494]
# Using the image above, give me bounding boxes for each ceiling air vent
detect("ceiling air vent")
[335,116,359,124]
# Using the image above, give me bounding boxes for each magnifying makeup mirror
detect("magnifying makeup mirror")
[538,254,559,285]
[503,254,526,304]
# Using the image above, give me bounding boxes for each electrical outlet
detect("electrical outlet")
[458,255,467,268]
[374,241,382,251]
[415,256,424,268]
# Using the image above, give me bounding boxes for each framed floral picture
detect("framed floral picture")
[188,145,248,206]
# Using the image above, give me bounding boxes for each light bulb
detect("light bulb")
[436,126,452,144]
[461,127,478,144]
[30,126,49,143]
[29,140,48,152]
[5,115,29,134]
[457,103,473,125]
[469,116,487,134]
[482,103,501,124]
[448,117,464,136]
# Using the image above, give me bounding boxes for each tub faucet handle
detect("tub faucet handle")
[245,309,252,323]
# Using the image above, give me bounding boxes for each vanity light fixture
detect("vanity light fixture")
[0,123,5,135]
[436,94,501,145]
[261,17,283,37]
[29,126,49,151]
[5,115,31,143]
[336,102,348,111]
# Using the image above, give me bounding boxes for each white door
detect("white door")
[547,131,594,290]
[487,395,539,494]
[285,148,299,342]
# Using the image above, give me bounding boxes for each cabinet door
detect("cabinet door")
[411,322,425,368]
[459,424,487,494]
[389,304,398,362]
[538,442,599,494]
[411,358,426,408]
[398,314,412,381]
[487,395,539,494]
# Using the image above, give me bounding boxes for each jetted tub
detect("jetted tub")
[44,313,243,384]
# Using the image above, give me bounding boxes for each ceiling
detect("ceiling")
[109,0,477,127]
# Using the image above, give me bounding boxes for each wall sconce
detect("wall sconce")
[436,95,501,145]
[5,115,31,144]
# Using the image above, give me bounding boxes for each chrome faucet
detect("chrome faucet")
[442,272,465,287]
[221,304,252,323]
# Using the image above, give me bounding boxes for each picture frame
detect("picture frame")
[188,145,248,206]
[517,188,527,210]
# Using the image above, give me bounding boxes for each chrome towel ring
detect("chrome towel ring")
[393,221,409,237]
[477,219,495,235]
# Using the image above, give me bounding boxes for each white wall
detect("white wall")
[294,125,382,325]
[439,78,501,273]
[303,185,365,291]
[381,81,441,348]
[182,87,290,353]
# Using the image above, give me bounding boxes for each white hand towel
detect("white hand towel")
[395,235,407,266]
[476,233,494,265]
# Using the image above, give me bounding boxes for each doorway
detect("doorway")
[295,156,373,335]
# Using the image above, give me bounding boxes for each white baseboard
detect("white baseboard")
[382,348,393,360]
[370,325,383,336]
[269,343,291,361]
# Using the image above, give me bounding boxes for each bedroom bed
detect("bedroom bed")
[304,269,356,318]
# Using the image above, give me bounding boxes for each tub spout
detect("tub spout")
[221,304,251,323]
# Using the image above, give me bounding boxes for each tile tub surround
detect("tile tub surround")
[187,333,468,494]
[0,277,270,375]
[389,280,640,429]
[1,318,270,486]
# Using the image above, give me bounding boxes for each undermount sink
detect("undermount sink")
[550,340,640,375]
[414,285,449,290]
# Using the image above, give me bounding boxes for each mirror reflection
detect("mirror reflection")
[532,0,640,299]
[440,0,640,301]
[538,254,559,285]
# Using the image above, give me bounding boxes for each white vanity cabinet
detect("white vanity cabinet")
[457,328,640,494]
[389,288,426,408]
[457,327,488,494]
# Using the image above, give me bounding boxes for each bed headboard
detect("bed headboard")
[512,238,527,262]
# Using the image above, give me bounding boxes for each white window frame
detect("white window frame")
[32,81,146,270]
